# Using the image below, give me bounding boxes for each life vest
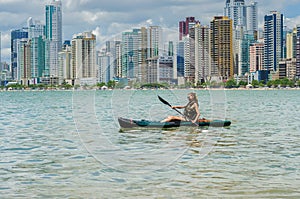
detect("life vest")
[183,101,198,121]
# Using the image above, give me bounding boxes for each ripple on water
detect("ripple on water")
[0,90,299,198]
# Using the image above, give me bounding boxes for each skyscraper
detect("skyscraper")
[122,29,143,79]
[210,16,234,80]
[11,28,28,80]
[185,23,198,84]
[17,39,31,85]
[176,41,185,78]
[58,41,72,84]
[45,0,62,78]
[246,2,258,35]
[114,41,122,78]
[224,0,257,34]
[72,32,97,86]
[147,26,162,83]
[225,0,258,77]
[97,49,113,84]
[238,33,255,76]
[249,42,264,73]
[179,17,200,40]
[264,11,283,72]
[27,18,46,82]
[194,24,210,84]
[286,28,297,59]
[296,25,300,79]
[224,0,246,29]
[0,32,1,69]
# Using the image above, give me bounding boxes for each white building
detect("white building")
[97,50,114,83]
[45,0,62,79]
[58,44,72,84]
[146,26,162,83]
[194,24,210,84]
[72,32,97,86]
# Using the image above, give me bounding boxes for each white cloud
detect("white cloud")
[285,16,300,29]
[2,0,300,63]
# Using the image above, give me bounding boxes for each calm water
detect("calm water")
[0,89,299,198]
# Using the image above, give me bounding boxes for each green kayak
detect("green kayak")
[118,117,231,129]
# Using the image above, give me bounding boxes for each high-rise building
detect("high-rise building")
[194,24,210,84]
[115,41,122,78]
[186,26,196,83]
[17,39,31,85]
[263,11,283,72]
[168,41,174,57]
[72,32,97,86]
[0,32,1,68]
[224,0,258,34]
[224,0,246,29]
[122,29,143,80]
[103,40,123,81]
[146,26,162,83]
[286,28,297,59]
[140,27,148,83]
[210,16,234,80]
[11,28,28,80]
[58,41,72,84]
[30,36,46,81]
[179,17,200,40]
[249,42,264,73]
[277,58,296,80]
[246,2,258,35]
[158,56,173,84]
[176,41,185,78]
[45,0,62,78]
[97,49,113,84]
[237,33,255,76]
[225,0,258,77]
[27,18,46,82]
[28,18,45,39]
[296,25,300,79]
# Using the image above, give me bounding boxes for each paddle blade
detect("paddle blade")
[158,95,172,107]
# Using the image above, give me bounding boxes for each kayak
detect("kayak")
[118,117,231,129]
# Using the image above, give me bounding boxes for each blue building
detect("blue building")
[263,11,283,72]
[11,29,28,80]
[176,41,185,78]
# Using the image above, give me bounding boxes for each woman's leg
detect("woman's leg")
[161,116,185,123]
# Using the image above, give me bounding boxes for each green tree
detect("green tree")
[274,79,281,88]
[225,79,237,88]
[266,80,273,88]
[252,80,259,88]
[280,78,289,87]
[6,83,25,90]
[107,80,116,89]
[238,80,247,88]
[96,82,106,88]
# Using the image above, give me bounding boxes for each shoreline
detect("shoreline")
[1,87,300,92]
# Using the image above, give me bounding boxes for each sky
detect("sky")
[1,0,300,63]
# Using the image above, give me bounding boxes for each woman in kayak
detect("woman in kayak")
[161,92,200,123]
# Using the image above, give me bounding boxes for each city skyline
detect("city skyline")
[1,0,300,63]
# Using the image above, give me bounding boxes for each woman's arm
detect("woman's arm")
[172,105,185,109]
